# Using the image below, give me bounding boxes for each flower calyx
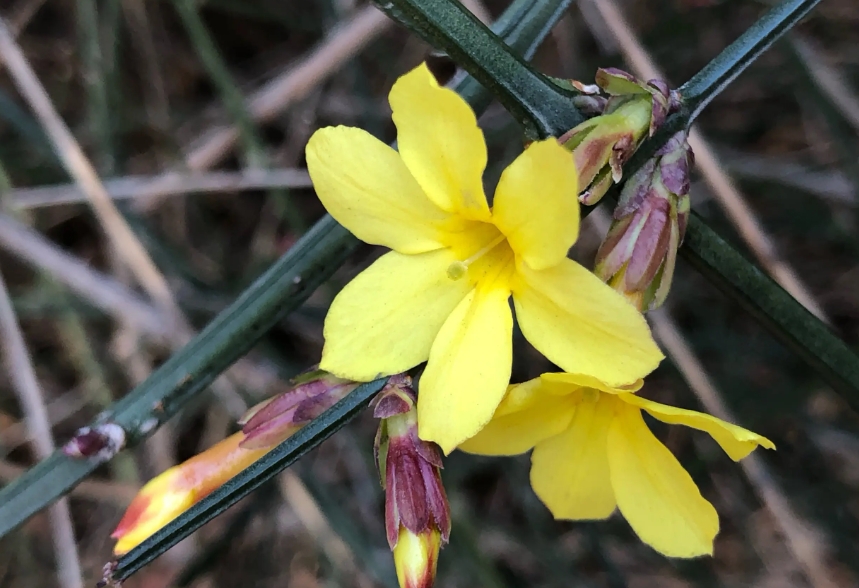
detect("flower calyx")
[373,374,450,588]
[240,367,358,449]
[560,67,682,205]
[595,130,693,311]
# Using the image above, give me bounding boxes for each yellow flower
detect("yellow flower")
[306,63,663,454]
[460,373,775,557]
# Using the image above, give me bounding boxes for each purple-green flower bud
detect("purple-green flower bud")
[373,375,450,588]
[595,131,693,311]
[560,68,681,205]
[240,368,358,449]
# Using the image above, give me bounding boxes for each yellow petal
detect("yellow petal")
[530,392,617,519]
[389,63,490,221]
[620,394,775,461]
[321,250,472,381]
[539,372,643,395]
[511,259,663,385]
[458,381,575,456]
[306,125,453,254]
[418,283,513,454]
[492,139,579,270]
[607,403,719,557]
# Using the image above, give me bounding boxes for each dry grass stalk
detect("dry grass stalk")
[0,17,179,316]
[0,269,83,588]
[135,5,392,212]
[6,169,312,210]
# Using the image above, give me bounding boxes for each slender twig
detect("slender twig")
[588,0,827,321]
[114,379,387,581]
[0,270,83,588]
[0,16,178,314]
[0,460,137,506]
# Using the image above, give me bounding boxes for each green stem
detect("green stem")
[680,0,821,122]
[0,216,357,538]
[680,215,859,409]
[374,0,583,139]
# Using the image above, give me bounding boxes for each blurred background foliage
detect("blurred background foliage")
[0,0,858,587]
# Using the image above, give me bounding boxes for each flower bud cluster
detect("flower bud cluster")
[560,68,681,205]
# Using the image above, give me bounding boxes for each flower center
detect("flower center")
[446,233,507,281]
[582,388,600,404]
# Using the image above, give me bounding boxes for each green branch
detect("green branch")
[680,0,821,121]
[373,0,583,138]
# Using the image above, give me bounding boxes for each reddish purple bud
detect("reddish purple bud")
[615,159,658,218]
[63,423,126,462]
[374,393,412,419]
[624,198,671,291]
[374,375,451,553]
[240,369,357,450]
[563,68,683,203]
[595,130,694,311]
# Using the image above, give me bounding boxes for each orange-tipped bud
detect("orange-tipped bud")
[393,527,442,588]
[111,432,269,555]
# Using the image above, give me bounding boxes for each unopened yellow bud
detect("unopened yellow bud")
[111,432,269,555]
[393,527,441,588]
